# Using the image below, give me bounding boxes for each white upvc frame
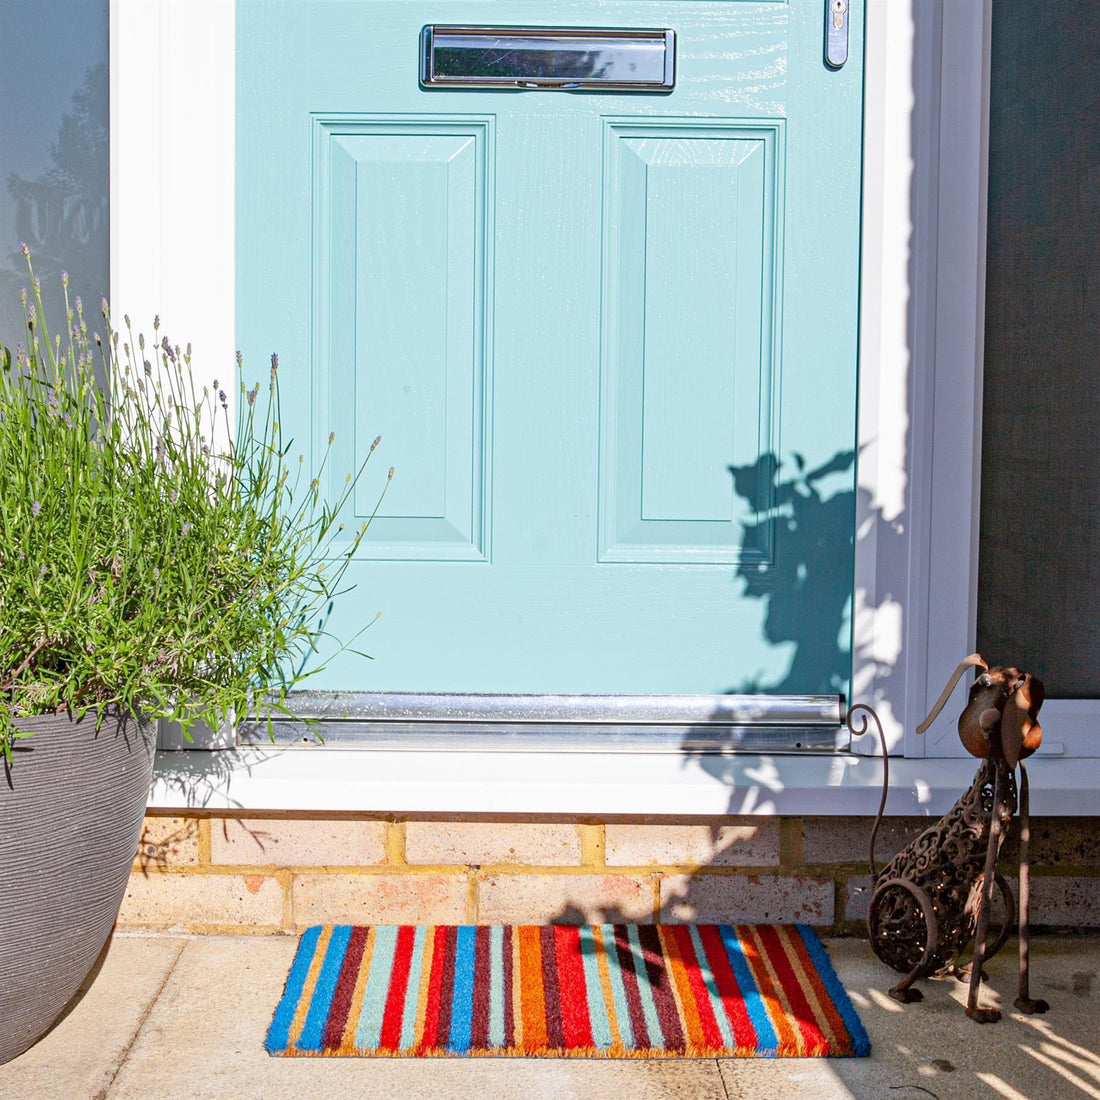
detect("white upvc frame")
[112,0,1095,805]
[854,0,995,757]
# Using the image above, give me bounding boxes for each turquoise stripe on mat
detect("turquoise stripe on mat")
[601,925,636,1050]
[355,925,398,1050]
[398,926,428,1053]
[626,923,665,1048]
[488,925,505,1049]
[578,925,613,1049]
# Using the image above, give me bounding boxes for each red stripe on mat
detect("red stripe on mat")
[755,925,829,1054]
[379,925,415,1051]
[697,923,757,1051]
[671,925,725,1050]
[555,925,594,1050]
[419,923,449,1052]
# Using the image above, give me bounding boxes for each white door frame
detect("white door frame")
[110,0,1090,759]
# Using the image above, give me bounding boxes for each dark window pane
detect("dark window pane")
[978,1,1100,696]
[0,1,109,344]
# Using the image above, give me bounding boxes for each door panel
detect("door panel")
[238,1,864,697]
[315,117,492,561]
[599,119,780,563]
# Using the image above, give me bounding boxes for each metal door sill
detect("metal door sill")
[238,691,848,754]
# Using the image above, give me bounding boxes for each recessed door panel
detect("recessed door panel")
[313,118,492,560]
[599,120,781,564]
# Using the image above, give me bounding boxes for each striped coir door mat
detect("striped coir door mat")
[266,923,869,1058]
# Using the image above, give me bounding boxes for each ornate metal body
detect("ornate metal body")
[850,657,1050,1022]
[869,758,1016,976]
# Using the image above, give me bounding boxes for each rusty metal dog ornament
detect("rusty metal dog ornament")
[848,654,1050,1022]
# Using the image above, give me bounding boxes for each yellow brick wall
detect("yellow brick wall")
[121,812,1100,934]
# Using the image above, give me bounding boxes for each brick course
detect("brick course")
[478,872,653,924]
[405,820,581,867]
[660,874,834,925]
[209,817,387,868]
[292,873,468,927]
[119,811,1100,935]
[605,822,780,867]
[119,871,284,932]
[134,816,201,872]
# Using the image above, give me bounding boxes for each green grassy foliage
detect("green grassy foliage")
[0,250,389,759]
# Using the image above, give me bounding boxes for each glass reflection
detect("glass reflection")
[0,1,109,343]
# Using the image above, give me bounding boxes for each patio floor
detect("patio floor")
[2,933,1097,1099]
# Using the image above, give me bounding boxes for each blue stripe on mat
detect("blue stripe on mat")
[448,926,477,1054]
[718,925,778,1057]
[265,925,321,1053]
[795,924,872,1056]
[297,924,353,1052]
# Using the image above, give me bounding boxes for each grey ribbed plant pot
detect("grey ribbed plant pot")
[0,712,155,1065]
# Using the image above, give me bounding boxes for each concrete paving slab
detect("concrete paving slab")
[0,934,184,1100]
[721,936,1100,1100]
[104,935,728,1100]
[4,931,1097,1100]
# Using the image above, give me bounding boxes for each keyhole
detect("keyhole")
[831,0,847,28]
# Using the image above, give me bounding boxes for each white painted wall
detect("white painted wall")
[110,0,235,449]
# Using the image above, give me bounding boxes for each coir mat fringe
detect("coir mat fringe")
[266,924,869,1058]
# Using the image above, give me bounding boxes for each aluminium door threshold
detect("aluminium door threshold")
[237,692,848,753]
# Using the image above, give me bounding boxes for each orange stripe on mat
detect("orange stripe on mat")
[517,925,548,1051]
[737,924,803,1055]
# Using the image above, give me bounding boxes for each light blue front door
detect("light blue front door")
[238,1,863,698]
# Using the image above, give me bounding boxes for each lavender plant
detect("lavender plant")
[0,249,390,760]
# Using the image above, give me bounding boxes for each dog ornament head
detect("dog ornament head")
[917,654,1045,767]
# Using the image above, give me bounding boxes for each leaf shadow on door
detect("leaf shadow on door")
[683,447,908,802]
[726,448,858,697]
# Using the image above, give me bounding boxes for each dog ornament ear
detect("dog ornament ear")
[916,654,989,745]
[1001,673,1045,768]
